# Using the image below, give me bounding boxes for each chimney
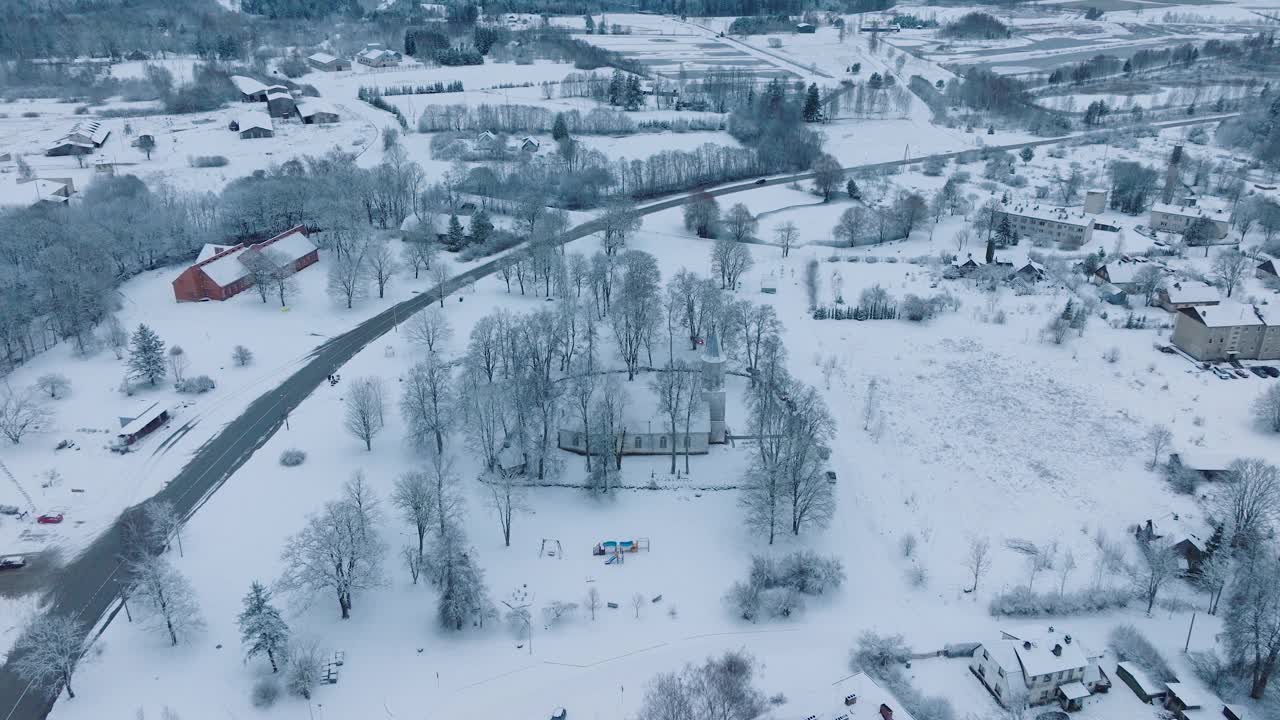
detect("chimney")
[1065,635,1073,644]
[880,703,894,720]
[1023,641,1032,650]
[845,694,859,706]
[1052,644,1063,657]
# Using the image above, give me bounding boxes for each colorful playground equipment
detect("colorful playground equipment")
[593,537,651,564]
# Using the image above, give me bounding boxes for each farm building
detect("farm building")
[45,139,94,157]
[171,226,319,302]
[996,202,1094,246]
[297,100,340,124]
[948,254,983,277]
[1115,662,1167,704]
[115,402,170,448]
[1259,259,1278,282]
[1164,682,1216,720]
[1150,199,1230,241]
[1157,281,1220,312]
[46,120,110,156]
[0,178,74,209]
[970,628,1109,711]
[234,111,274,140]
[357,46,401,67]
[1171,301,1280,361]
[231,75,270,102]
[307,52,350,71]
[520,137,540,152]
[266,90,296,119]
[1168,448,1234,482]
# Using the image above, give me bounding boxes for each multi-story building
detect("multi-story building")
[996,202,1094,246]
[1149,198,1230,240]
[1171,301,1279,361]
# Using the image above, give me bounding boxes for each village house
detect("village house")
[266,90,296,119]
[948,254,983,277]
[1093,260,1154,293]
[796,22,816,33]
[1258,259,1278,283]
[1011,260,1046,282]
[1170,301,1277,361]
[970,628,1109,711]
[1097,282,1128,306]
[822,672,917,720]
[307,52,350,72]
[996,202,1095,246]
[171,226,319,302]
[520,136,540,152]
[1168,447,1233,482]
[1115,662,1167,704]
[1134,515,1210,575]
[1156,281,1220,312]
[231,75,270,102]
[1149,198,1230,241]
[233,110,274,140]
[0,177,74,209]
[297,100,340,124]
[356,44,401,67]
[475,130,499,148]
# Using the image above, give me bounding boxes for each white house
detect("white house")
[970,628,1109,711]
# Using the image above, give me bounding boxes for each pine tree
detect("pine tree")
[127,324,166,386]
[995,216,1016,247]
[985,233,996,264]
[469,210,494,246]
[802,83,821,122]
[446,214,466,251]
[623,75,644,111]
[238,582,289,672]
[551,113,569,142]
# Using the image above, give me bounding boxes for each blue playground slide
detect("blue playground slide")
[605,555,619,565]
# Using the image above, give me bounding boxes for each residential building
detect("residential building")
[172,226,319,302]
[520,136,540,152]
[1093,259,1159,292]
[1149,199,1230,240]
[0,178,73,209]
[1168,448,1233,482]
[297,100,340,124]
[266,90,296,119]
[1157,281,1220,312]
[1011,260,1046,282]
[231,75,270,102]
[1258,259,1278,283]
[234,110,274,140]
[1115,662,1167,704]
[970,628,1109,711]
[356,46,401,67]
[1171,302,1275,361]
[996,202,1094,246]
[476,130,498,148]
[46,120,110,156]
[307,52,350,71]
[1255,303,1280,359]
[1083,189,1107,214]
[823,672,916,720]
[1097,282,1127,306]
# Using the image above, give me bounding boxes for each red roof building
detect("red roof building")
[172,226,319,302]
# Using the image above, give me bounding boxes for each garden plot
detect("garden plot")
[580,33,796,80]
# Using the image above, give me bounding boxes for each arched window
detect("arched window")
[634,436,643,449]
[659,436,667,449]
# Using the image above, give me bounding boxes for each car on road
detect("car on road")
[1251,367,1270,378]
[0,555,26,570]
[36,513,64,524]
[754,178,767,185]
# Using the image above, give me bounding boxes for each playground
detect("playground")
[593,538,651,565]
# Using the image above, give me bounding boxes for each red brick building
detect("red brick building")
[172,226,319,302]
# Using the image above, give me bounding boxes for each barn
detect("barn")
[46,120,110,156]
[236,110,274,139]
[307,52,350,71]
[297,100,340,124]
[231,75,270,102]
[114,402,170,448]
[172,226,319,302]
[266,90,297,119]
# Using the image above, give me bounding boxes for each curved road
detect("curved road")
[0,111,1235,719]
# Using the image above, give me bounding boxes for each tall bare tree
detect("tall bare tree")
[651,362,694,474]
[11,615,86,700]
[486,470,525,547]
[365,237,399,299]
[966,537,992,593]
[129,554,204,646]
[1218,458,1280,547]
[401,355,454,455]
[344,377,386,451]
[406,307,453,355]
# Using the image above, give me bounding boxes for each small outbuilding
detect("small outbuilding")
[1115,662,1167,704]
[231,75,270,102]
[115,402,170,448]
[297,100,340,124]
[520,136,540,152]
[236,110,274,139]
[266,90,296,119]
[1259,259,1278,282]
[1164,682,1214,720]
[307,52,350,72]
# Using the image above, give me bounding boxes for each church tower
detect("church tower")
[701,331,726,444]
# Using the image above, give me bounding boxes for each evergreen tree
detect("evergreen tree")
[846,179,861,199]
[1019,147,1034,164]
[238,581,289,672]
[802,83,822,123]
[608,70,624,106]
[127,324,166,386]
[584,15,595,32]
[995,216,1016,247]
[623,75,644,111]
[468,210,494,246]
[551,113,569,142]
[868,72,883,91]
[446,214,466,251]
[985,233,996,264]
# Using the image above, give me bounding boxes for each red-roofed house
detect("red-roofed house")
[172,226,319,302]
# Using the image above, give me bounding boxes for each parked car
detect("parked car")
[1234,368,1250,378]
[550,709,567,720]
[825,470,838,484]
[36,513,63,524]
[0,555,26,570]
[1263,366,1280,378]
[1251,367,1270,378]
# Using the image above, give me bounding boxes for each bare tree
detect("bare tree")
[327,242,369,309]
[1197,550,1231,615]
[430,262,450,307]
[774,221,797,257]
[1211,249,1250,298]
[129,554,204,646]
[782,385,836,536]
[166,346,188,384]
[232,345,254,367]
[1026,543,1056,592]
[366,237,399,299]
[711,237,753,290]
[1217,458,1280,547]
[285,639,323,699]
[35,374,70,399]
[586,586,601,621]
[1146,424,1172,469]
[723,203,758,243]
[11,614,86,700]
[400,355,453,455]
[104,314,129,359]
[1254,385,1280,433]
[651,363,693,474]
[1222,551,1280,698]
[1057,548,1077,595]
[391,471,432,569]
[344,377,386,451]
[486,471,525,547]
[599,197,641,255]
[632,592,645,619]
[406,307,453,355]
[144,499,183,557]
[966,537,991,593]
[401,545,423,584]
[404,237,439,280]
[0,386,51,444]
[1131,265,1165,306]
[741,455,784,545]
[277,478,385,619]
[1133,540,1179,614]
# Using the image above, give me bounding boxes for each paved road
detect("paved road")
[0,110,1236,719]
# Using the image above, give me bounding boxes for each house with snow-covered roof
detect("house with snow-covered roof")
[231,75,270,102]
[0,177,74,209]
[970,627,1109,711]
[307,52,350,71]
[266,90,296,119]
[1157,281,1220,312]
[1171,301,1276,361]
[1092,259,1154,292]
[297,100,339,124]
[172,226,318,302]
[233,110,274,140]
[1164,682,1219,720]
[356,46,401,67]
[1259,259,1278,283]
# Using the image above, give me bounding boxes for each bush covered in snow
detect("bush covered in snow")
[726,551,845,622]
[989,586,1133,616]
[279,449,307,467]
[189,155,229,168]
[1109,624,1176,682]
[251,677,281,708]
[851,632,955,720]
[176,375,215,394]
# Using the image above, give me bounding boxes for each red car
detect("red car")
[36,513,63,524]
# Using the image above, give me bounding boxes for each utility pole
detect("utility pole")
[1184,611,1196,652]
